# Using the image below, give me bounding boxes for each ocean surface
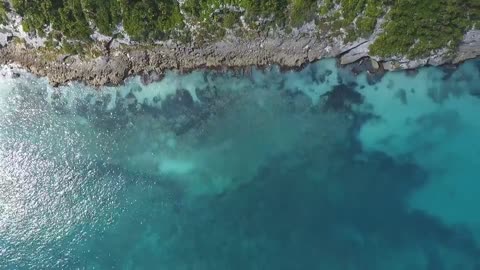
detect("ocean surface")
[1,59,480,269]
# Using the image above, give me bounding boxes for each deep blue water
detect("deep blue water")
[1,59,480,269]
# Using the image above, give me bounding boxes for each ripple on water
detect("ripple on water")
[1,60,480,269]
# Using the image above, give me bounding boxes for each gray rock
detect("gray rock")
[454,30,480,64]
[340,40,371,65]
[0,32,12,47]
[0,8,479,87]
[371,58,379,70]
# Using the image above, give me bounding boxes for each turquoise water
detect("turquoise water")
[1,59,480,269]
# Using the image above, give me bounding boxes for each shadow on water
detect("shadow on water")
[68,75,480,269]
[167,150,478,270]
[2,61,480,269]
[321,83,363,111]
[79,109,480,269]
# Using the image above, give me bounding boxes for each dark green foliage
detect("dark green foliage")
[319,0,334,15]
[0,1,7,24]
[369,0,479,58]
[56,0,92,40]
[11,0,184,41]
[5,0,479,59]
[472,0,480,28]
[183,0,288,25]
[356,0,384,34]
[82,0,122,35]
[240,0,288,24]
[120,0,184,41]
[316,0,477,58]
[289,0,317,27]
[181,0,288,42]
[222,12,240,28]
[318,0,387,41]
[13,0,52,33]
[11,0,91,39]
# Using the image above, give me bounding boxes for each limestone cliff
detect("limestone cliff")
[0,0,479,86]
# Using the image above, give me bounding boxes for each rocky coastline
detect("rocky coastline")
[1,29,479,87]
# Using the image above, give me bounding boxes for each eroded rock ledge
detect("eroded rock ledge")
[1,30,479,87]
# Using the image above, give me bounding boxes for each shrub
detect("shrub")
[369,0,478,58]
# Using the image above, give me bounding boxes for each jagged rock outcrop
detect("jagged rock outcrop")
[340,29,480,71]
[0,33,376,86]
[0,4,479,86]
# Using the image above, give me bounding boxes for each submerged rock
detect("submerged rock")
[321,84,363,111]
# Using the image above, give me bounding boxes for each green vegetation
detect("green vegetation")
[181,0,289,41]
[121,0,184,41]
[183,0,288,27]
[317,0,479,58]
[12,0,92,39]
[2,0,479,59]
[82,0,122,35]
[10,0,184,41]
[0,1,7,24]
[370,0,480,58]
[318,0,388,41]
[290,0,317,27]
[242,0,289,25]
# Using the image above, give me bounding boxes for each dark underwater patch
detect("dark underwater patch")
[2,60,480,270]
[321,83,363,111]
[83,145,480,269]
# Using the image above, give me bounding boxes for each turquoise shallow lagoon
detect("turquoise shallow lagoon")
[1,59,480,269]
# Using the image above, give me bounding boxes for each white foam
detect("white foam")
[119,71,206,106]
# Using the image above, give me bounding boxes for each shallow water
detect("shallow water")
[1,59,480,269]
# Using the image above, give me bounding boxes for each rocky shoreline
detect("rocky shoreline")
[1,29,480,87]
